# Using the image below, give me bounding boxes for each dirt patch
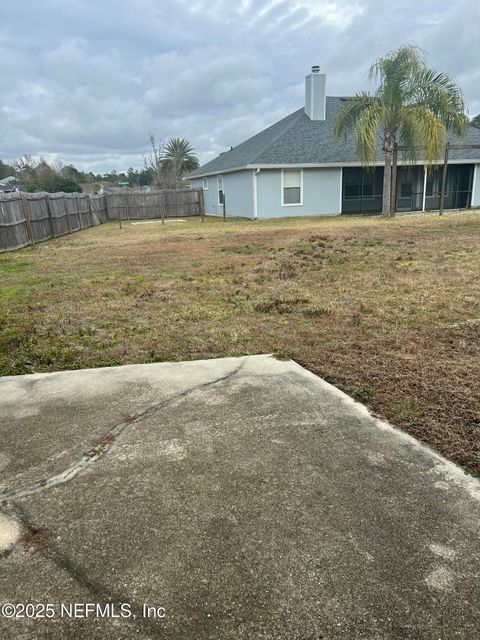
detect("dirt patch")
[21,520,52,553]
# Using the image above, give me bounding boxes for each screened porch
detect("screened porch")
[342,164,475,214]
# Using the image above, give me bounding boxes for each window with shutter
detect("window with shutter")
[282,170,302,205]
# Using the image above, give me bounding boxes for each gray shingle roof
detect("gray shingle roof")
[189,97,480,177]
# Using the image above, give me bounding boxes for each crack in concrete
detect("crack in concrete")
[0,360,245,503]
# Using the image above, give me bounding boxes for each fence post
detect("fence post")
[223,193,227,222]
[20,195,35,246]
[439,142,449,216]
[44,193,55,238]
[63,194,72,233]
[199,188,205,222]
[117,197,123,229]
[161,191,166,225]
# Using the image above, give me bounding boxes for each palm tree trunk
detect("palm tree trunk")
[382,129,396,217]
[382,148,393,217]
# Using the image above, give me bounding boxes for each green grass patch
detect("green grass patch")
[0,260,32,273]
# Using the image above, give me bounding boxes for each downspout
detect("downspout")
[252,168,260,220]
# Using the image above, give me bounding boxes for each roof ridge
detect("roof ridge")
[250,108,305,165]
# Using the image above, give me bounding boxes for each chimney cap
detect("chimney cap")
[311,65,320,73]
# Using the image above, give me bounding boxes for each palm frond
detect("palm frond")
[164,138,195,159]
[401,105,446,164]
[397,112,418,163]
[162,137,199,173]
[369,44,426,107]
[333,93,378,139]
[354,102,386,165]
[410,68,467,136]
[369,43,426,83]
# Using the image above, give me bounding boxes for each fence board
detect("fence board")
[65,194,81,232]
[90,194,108,224]
[48,194,71,237]
[24,193,51,242]
[0,188,202,253]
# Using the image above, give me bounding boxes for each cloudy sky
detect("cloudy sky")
[1,0,478,173]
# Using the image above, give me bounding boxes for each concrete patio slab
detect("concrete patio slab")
[0,355,479,639]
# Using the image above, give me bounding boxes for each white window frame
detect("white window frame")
[281,169,303,206]
[202,178,208,190]
[217,175,224,206]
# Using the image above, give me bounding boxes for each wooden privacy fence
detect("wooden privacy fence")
[105,188,202,221]
[0,189,204,253]
[0,192,107,253]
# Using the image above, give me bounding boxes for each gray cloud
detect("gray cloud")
[0,0,478,172]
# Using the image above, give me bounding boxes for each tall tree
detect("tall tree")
[143,135,198,188]
[0,160,16,180]
[127,167,137,186]
[334,45,467,216]
[144,134,169,188]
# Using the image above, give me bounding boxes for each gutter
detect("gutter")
[189,158,480,180]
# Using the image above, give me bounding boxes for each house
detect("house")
[189,67,480,218]
[0,176,17,193]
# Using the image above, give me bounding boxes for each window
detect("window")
[217,175,224,205]
[203,178,208,190]
[282,170,302,205]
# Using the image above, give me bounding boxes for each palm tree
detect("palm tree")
[144,136,199,188]
[334,45,467,216]
[163,138,199,177]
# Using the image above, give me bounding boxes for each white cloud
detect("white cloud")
[0,0,477,172]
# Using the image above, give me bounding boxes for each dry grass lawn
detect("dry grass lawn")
[1,213,479,475]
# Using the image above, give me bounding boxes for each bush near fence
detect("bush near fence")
[0,188,204,252]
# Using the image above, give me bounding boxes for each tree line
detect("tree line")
[0,136,199,193]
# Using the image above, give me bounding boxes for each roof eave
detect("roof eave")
[189,157,480,179]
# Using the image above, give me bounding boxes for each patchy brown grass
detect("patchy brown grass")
[1,213,479,474]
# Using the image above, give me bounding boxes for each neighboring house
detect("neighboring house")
[0,176,17,193]
[189,67,480,218]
